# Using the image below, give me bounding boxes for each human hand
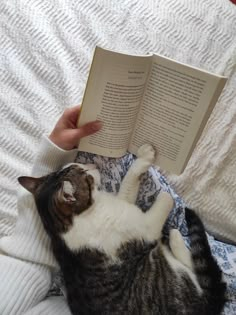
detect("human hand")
[49,105,102,150]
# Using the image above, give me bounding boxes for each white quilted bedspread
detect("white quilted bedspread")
[0,0,236,242]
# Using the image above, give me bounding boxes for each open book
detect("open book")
[77,46,227,174]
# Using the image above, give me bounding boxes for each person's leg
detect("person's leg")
[0,255,51,315]
[23,296,71,315]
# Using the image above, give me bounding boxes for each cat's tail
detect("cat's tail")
[185,207,227,314]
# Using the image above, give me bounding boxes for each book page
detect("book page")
[78,47,152,157]
[129,54,227,174]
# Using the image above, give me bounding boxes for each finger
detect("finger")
[69,121,103,141]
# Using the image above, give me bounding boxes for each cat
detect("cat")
[18,144,226,315]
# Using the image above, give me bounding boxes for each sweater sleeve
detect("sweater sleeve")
[0,136,78,315]
[31,135,78,177]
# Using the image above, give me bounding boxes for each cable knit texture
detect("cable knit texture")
[0,1,236,241]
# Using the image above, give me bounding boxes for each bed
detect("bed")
[0,0,236,313]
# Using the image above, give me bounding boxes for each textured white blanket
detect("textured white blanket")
[0,0,236,243]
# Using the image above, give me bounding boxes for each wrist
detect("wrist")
[47,135,73,152]
[48,132,72,151]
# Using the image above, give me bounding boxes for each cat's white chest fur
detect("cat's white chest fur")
[61,192,155,258]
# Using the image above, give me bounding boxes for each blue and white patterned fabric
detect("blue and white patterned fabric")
[70,152,236,314]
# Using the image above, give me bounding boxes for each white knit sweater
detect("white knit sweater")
[0,136,75,315]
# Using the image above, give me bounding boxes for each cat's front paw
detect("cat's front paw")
[137,144,156,164]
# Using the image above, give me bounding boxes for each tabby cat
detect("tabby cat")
[18,144,226,315]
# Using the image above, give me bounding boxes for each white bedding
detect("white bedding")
[0,0,236,239]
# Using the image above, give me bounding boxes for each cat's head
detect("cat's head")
[18,163,101,235]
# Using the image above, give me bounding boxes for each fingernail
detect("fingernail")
[92,121,103,131]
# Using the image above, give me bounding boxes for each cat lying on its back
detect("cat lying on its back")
[19,144,226,315]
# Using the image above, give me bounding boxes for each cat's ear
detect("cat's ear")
[18,176,41,194]
[58,181,76,203]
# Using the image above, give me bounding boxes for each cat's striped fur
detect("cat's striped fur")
[18,144,226,315]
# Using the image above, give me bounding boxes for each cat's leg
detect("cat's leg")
[118,144,155,204]
[169,229,193,270]
[144,192,174,239]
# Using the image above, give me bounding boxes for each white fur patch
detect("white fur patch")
[63,181,74,196]
[61,192,158,258]
[59,181,76,202]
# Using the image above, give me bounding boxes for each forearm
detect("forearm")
[0,104,101,315]
[0,135,79,314]
[0,135,78,264]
